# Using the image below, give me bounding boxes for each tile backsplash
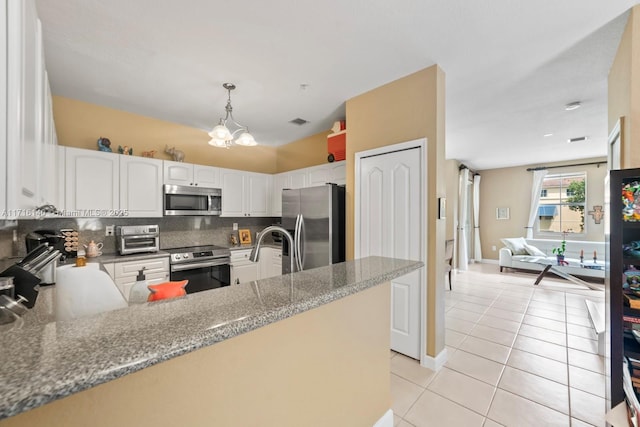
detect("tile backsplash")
[0,216,278,259]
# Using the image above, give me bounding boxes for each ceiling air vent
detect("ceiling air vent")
[567,136,588,143]
[289,118,308,126]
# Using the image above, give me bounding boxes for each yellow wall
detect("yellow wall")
[0,284,391,427]
[52,96,278,174]
[275,130,331,172]
[345,65,446,358]
[609,6,640,168]
[479,158,607,260]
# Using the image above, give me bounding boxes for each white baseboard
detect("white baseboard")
[421,348,448,371]
[372,409,394,427]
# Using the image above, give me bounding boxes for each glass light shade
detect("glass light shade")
[208,137,229,148]
[208,124,232,140]
[235,132,257,146]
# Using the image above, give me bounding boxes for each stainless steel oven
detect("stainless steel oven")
[167,245,230,294]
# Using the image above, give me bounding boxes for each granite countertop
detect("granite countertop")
[0,256,422,420]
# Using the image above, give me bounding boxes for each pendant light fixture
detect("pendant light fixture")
[207,83,257,148]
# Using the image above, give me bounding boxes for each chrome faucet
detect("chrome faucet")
[250,226,297,274]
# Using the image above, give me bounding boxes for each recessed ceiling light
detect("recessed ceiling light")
[543,133,553,137]
[565,101,581,111]
[567,136,588,143]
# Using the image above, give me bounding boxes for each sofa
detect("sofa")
[499,237,605,279]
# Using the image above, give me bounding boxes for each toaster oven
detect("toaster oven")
[116,225,160,255]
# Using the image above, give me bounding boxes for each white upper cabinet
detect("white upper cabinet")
[193,165,220,188]
[269,161,345,216]
[220,169,244,216]
[0,3,8,215]
[246,172,270,216]
[289,170,308,189]
[120,156,164,217]
[307,165,331,187]
[65,147,119,213]
[163,161,192,186]
[328,161,346,186]
[271,173,289,217]
[163,161,220,188]
[221,169,271,217]
[6,0,45,214]
[2,0,58,218]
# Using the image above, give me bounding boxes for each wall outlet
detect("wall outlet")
[492,245,496,251]
[105,225,115,236]
[233,223,238,231]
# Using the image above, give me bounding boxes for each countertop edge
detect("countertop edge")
[0,257,422,420]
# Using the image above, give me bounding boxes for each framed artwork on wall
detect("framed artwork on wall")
[496,207,510,220]
[239,229,252,245]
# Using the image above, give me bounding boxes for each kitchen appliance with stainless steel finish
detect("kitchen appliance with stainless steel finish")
[282,184,345,273]
[167,245,231,294]
[163,185,222,216]
[116,225,160,255]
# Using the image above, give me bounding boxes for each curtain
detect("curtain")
[473,174,482,262]
[458,168,469,271]
[526,169,548,238]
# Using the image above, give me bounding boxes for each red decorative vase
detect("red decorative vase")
[147,280,188,302]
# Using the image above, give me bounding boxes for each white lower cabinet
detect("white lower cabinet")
[230,247,282,284]
[104,257,170,301]
[259,247,282,279]
[230,248,258,285]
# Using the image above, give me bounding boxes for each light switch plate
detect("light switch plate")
[233,223,238,231]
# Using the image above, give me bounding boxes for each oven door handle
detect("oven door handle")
[171,260,229,272]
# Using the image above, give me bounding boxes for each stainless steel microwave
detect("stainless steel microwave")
[163,185,222,216]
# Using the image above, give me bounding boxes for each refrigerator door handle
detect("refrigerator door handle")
[298,215,306,271]
[295,214,303,272]
[294,214,301,272]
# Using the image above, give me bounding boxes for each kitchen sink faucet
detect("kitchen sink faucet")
[250,226,297,274]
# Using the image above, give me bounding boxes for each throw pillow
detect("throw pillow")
[524,243,546,257]
[500,237,528,255]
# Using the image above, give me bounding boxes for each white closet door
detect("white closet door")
[359,147,422,359]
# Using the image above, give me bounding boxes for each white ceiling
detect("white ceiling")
[35,0,638,170]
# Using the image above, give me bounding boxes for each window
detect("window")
[537,172,586,234]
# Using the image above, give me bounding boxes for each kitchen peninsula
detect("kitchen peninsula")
[0,256,422,427]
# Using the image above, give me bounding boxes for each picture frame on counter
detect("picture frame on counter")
[239,229,252,245]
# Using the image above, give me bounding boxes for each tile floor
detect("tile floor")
[390,263,606,427]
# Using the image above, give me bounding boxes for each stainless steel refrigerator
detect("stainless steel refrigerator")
[282,184,345,273]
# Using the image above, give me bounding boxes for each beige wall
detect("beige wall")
[52,96,279,174]
[275,130,331,172]
[479,158,607,261]
[345,65,446,358]
[445,160,460,241]
[0,284,391,427]
[609,6,640,168]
